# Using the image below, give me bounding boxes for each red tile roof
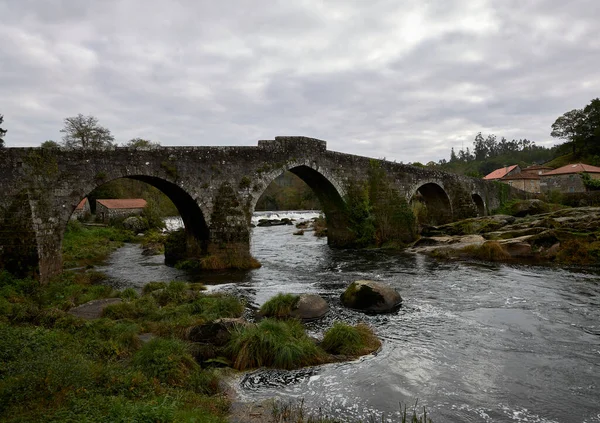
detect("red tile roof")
[484,165,519,180]
[541,163,600,176]
[502,173,540,180]
[96,199,147,209]
[75,198,88,210]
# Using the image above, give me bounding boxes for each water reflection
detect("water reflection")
[97,215,600,423]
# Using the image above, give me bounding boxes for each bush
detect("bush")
[226,319,324,370]
[461,241,511,261]
[132,338,199,385]
[259,293,300,318]
[188,295,245,321]
[321,322,381,356]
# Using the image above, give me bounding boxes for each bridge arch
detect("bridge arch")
[62,174,210,262]
[471,192,486,217]
[250,160,350,246]
[407,180,453,225]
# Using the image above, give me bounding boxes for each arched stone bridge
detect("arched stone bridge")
[0,136,508,282]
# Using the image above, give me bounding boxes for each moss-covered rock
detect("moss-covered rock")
[341,280,402,314]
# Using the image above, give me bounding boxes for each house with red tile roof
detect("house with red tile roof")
[71,198,91,220]
[501,172,542,193]
[483,165,520,181]
[96,199,147,223]
[540,163,600,193]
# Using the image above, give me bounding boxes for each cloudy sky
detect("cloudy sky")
[1,0,598,163]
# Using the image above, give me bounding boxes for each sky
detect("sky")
[1,0,599,164]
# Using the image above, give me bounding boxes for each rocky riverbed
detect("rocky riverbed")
[410,202,600,266]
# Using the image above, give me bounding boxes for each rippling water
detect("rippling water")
[97,214,600,423]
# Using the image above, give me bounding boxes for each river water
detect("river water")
[97,213,600,423]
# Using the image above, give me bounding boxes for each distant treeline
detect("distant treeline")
[255,171,321,211]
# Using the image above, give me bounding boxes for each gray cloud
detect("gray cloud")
[1,0,598,163]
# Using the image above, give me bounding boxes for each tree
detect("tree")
[40,140,60,149]
[60,114,115,150]
[125,137,160,150]
[0,114,7,148]
[551,108,586,153]
[450,147,458,162]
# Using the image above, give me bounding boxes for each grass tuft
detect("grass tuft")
[321,322,381,356]
[260,293,300,318]
[226,319,324,370]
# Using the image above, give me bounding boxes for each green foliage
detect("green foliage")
[256,171,321,211]
[161,160,178,178]
[40,140,60,149]
[226,319,324,370]
[581,173,600,190]
[125,137,160,149]
[345,162,416,248]
[0,113,6,147]
[132,337,199,385]
[62,222,135,268]
[60,114,115,150]
[346,179,376,247]
[239,176,252,189]
[461,241,511,261]
[551,98,600,155]
[260,293,300,318]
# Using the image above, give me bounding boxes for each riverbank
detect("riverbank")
[410,201,600,267]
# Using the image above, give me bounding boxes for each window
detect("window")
[569,187,575,193]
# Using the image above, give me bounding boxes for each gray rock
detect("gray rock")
[341,280,402,314]
[68,298,122,320]
[290,294,329,321]
[187,318,247,346]
[122,216,148,233]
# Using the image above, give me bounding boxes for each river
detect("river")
[96,212,600,423]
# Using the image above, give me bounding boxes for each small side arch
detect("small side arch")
[408,180,453,225]
[471,193,486,217]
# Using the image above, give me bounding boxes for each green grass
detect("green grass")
[321,322,381,356]
[62,221,136,268]
[226,319,325,370]
[260,293,300,318]
[270,398,433,422]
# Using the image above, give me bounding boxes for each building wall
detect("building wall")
[96,203,144,222]
[539,173,600,193]
[71,200,91,220]
[504,179,540,193]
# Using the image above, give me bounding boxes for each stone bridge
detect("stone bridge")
[0,136,510,282]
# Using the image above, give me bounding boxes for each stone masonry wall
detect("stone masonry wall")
[0,137,518,282]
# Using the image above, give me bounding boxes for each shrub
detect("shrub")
[226,319,324,370]
[152,281,189,306]
[119,288,138,301]
[132,338,199,385]
[259,293,300,318]
[321,322,381,356]
[462,241,511,261]
[141,281,167,295]
[188,295,245,321]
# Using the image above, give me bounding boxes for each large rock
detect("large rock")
[341,280,402,314]
[122,216,148,233]
[68,298,122,320]
[187,318,247,346]
[289,294,329,321]
[508,199,549,217]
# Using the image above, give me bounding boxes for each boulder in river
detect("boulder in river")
[341,280,402,313]
[187,317,247,346]
[289,294,329,321]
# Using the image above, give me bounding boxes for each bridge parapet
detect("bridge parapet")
[258,136,327,154]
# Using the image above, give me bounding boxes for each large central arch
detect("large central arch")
[251,161,352,246]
